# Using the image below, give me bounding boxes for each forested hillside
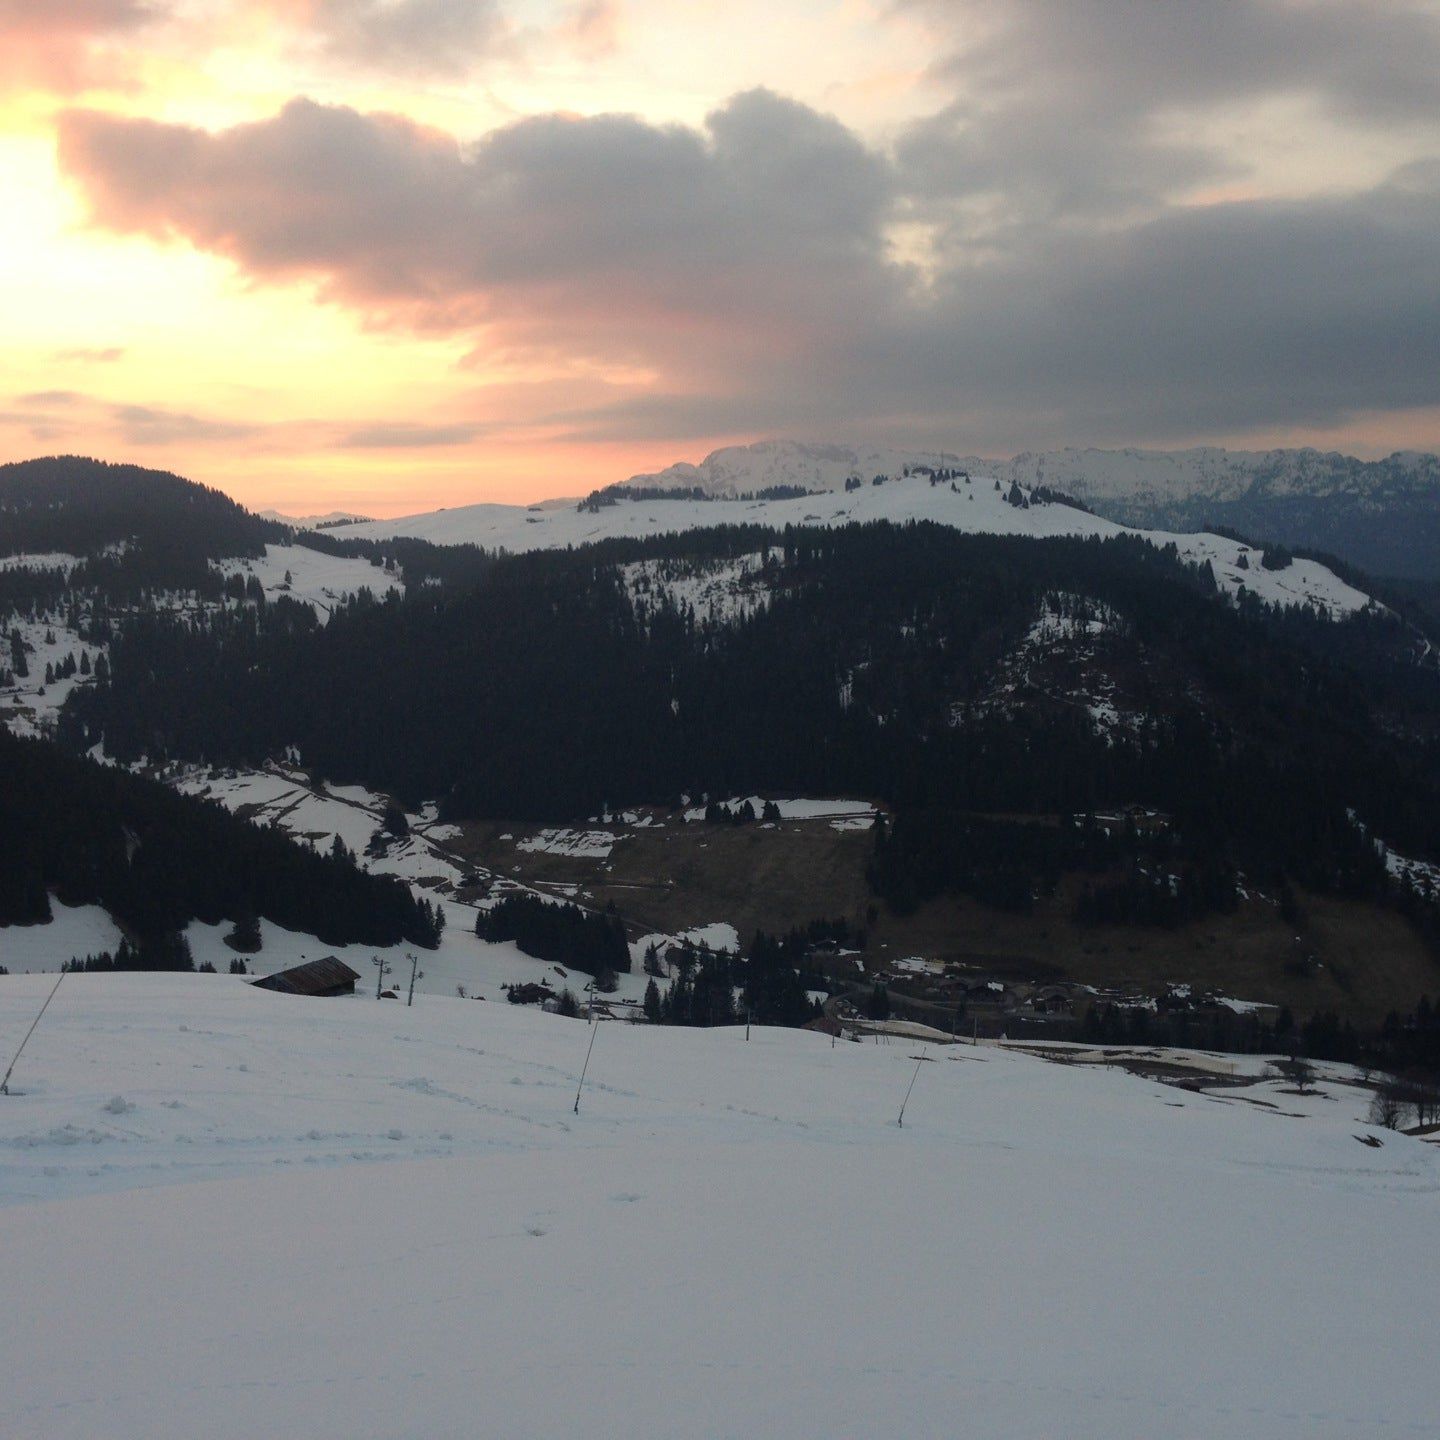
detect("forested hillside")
[0,456,283,592]
[0,729,442,949]
[56,522,1440,938]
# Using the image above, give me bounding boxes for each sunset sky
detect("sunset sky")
[3,1,1439,515]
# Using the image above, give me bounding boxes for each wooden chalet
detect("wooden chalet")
[251,957,361,997]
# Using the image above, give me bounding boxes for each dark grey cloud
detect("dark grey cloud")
[525,159,1440,450]
[867,171,1440,442]
[895,0,1440,229]
[904,0,1440,123]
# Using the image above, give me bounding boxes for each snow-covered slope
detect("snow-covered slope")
[218,542,399,618]
[348,468,1377,618]
[0,973,1434,1439]
[2,761,690,1009]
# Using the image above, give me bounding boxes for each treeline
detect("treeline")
[65,934,198,973]
[1078,993,1440,1079]
[579,484,710,511]
[0,729,440,947]
[56,521,1440,918]
[579,483,817,512]
[644,928,824,1028]
[290,526,496,590]
[866,804,1381,929]
[476,893,630,977]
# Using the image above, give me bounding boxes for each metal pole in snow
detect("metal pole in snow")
[1,971,65,1096]
[574,1016,600,1114]
[406,953,422,1007]
[898,1051,932,1128]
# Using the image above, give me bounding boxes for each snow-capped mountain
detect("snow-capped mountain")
[620,438,1440,510]
[990,445,1440,506]
[619,441,1440,579]
[623,439,972,497]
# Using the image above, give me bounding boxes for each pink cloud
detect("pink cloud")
[0,0,159,94]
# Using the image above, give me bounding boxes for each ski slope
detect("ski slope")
[347,469,1376,619]
[0,973,1435,1439]
[218,543,399,619]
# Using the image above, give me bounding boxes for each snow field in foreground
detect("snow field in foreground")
[0,974,1436,1439]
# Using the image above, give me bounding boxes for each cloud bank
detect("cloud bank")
[28,0,1440,458]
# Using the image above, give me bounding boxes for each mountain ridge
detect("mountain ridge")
[619,440,1440,579]
[623,438,1440,503]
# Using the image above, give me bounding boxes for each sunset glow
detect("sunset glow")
[3,1,1439,514]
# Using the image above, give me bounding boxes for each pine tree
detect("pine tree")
[865,982,890,1020]
[225,907,262,953]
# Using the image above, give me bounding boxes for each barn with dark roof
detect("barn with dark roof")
[251,957,361,997]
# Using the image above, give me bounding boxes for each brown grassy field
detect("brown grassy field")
[449,812,1440,1024]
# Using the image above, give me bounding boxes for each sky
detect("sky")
[2,1,1439,515]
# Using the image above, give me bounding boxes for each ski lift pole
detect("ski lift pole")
[2,971,65,1096]
[372,954,392,999]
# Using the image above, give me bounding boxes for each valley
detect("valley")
[6,452,1440,1060]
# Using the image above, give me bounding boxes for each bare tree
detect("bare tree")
[1405,1070,1440,1129]
[1369,1076,1408,1130]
